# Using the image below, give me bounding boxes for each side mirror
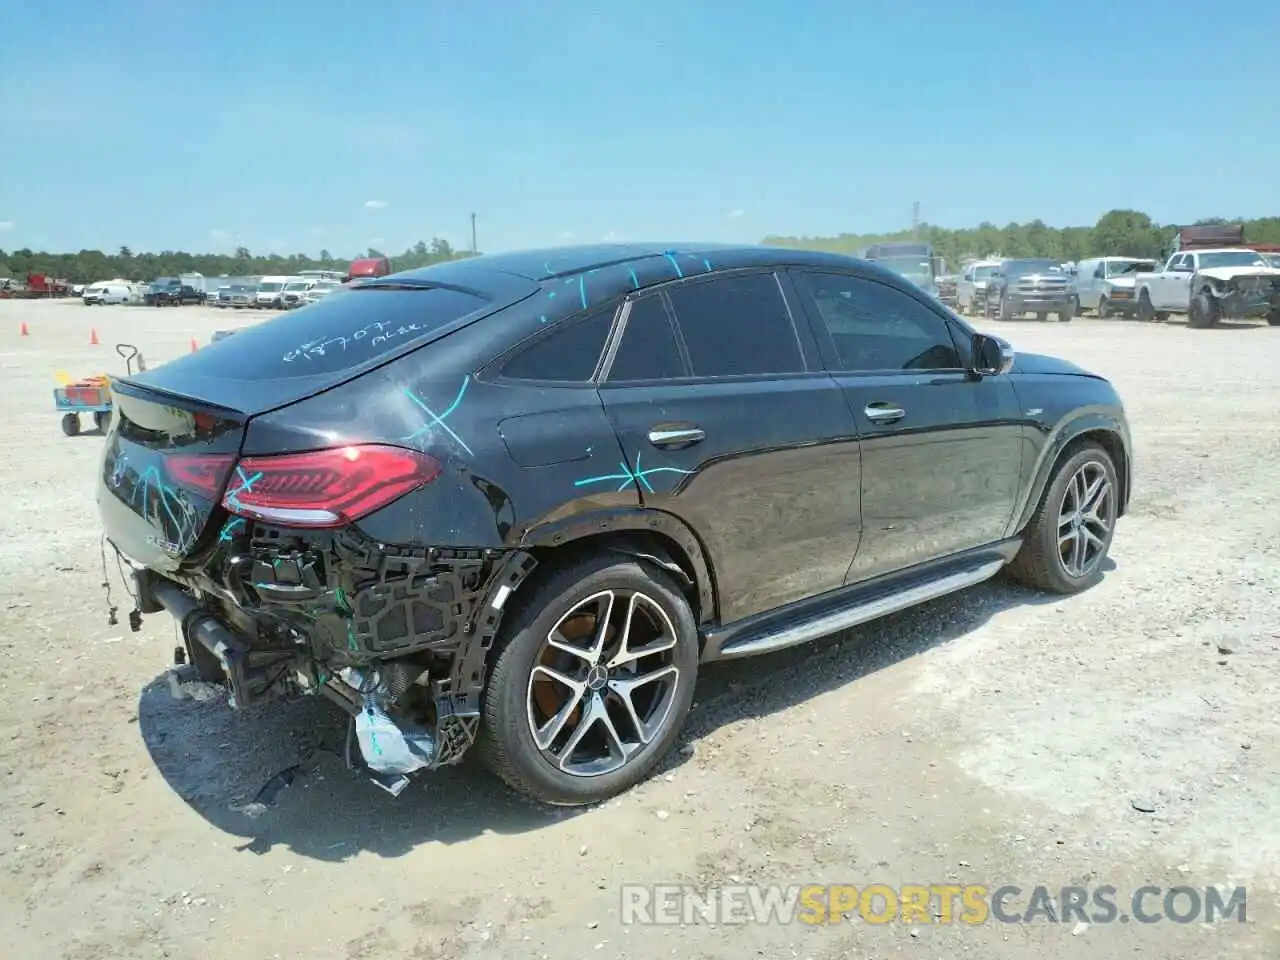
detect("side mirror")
[1094,266,1105,278]
[971,333,1014,376]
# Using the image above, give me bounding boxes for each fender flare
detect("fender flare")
[1009,408,1132,535]
[518,507,718,625]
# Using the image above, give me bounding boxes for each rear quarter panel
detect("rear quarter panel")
[242,309,638,550]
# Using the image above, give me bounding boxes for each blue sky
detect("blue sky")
[1,0,1277,257]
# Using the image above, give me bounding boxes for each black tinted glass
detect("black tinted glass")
[164,286,489,379]
[607,297,685,381]
[666,273,803,377]
[502,308,615,381]
[803,273,962,371]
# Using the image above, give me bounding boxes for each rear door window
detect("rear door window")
[166,286,491,379]
[665,272,804,377]
[500,307,616,382]
[605,295,687,381]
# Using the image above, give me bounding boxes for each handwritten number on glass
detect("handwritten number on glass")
[282,320,428,362]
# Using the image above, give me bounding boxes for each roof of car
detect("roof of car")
[392,242,864,284]
[356,242,936,330]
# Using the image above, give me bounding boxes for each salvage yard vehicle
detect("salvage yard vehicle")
[956,258,1001,314]
[279,278,316,309]
[254,276,292,309]
[1131,249,1280,327]
[1075,257,1156,318]
[303,279,342,304]
[96,242,1132,805]
[984,258,1076,321]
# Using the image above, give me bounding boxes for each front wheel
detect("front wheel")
[478,555,699,805]
[1136,290,1155,322]
[1059,297,1077,322]
[1007,442,1119,594]
[1188,293,1219,329]
[1268,310,1280,326]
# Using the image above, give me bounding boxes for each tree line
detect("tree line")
[764,210,1280,269]
[5,210,1280,283]
[0,238,476,284]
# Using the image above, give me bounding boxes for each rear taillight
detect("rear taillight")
[168,453,237,499]
[219,444,441,528]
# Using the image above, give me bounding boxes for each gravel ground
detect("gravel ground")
[1,298,1277,959]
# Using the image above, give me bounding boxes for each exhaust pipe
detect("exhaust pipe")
[150,580,265,710]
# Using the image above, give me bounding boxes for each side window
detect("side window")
[501,308,615,382]
[800,272,963,372]
[606,295,686,381]
[665,273,804,377]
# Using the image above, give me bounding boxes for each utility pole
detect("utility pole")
[470,213,477,255]
[911,201,920,239]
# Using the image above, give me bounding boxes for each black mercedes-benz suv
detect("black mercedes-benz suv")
[96,243,1132,804]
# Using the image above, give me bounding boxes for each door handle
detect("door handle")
[647,424,705,448]
[864,403,905,424]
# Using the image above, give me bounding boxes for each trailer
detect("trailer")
[52,343,145,436]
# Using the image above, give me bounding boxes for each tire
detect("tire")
[61,413,80,437]
[1035,311,1048,322]
[998,295,1012,321]
[94,410,111,432]
[1059,297,1077,322]
[1268,310,1280,326]
[1188,293,1218,329]
[1097,296,1109,319]
[478,554,699,805]
[1007,441,1119,595]
[1136,290,1155,322]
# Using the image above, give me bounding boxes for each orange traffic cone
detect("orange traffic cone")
[89,327,99,345]
[20,321,29,336]
[190,337,198,353]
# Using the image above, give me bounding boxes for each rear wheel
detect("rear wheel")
[1136,290,1155,321]
[94,410,111,432]
[1008,442,1119,595]
[478,555,699,805]
[1268,310,1280,326]
[60,413,80,437]
[1097,296,1110,319]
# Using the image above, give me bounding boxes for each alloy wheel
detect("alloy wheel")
[1057,460,1114,577]
[526,589,682,778]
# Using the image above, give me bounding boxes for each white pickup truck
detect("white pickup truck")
[1132,248,1280,328]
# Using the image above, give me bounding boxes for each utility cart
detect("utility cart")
[53,343,145,437]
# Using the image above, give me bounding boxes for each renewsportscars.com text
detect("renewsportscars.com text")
[620,883,1248,926]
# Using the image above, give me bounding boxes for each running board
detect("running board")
[708,559,1006,661]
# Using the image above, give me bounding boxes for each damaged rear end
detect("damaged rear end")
[97,276,540,795]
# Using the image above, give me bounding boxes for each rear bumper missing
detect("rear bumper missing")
[130,538,539,794]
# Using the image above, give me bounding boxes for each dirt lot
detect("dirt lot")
[1,297,1277,959]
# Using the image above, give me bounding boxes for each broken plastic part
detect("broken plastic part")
[355,700,437,777]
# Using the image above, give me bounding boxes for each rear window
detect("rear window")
[170,286,490,379]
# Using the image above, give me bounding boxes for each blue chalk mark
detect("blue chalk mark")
[703,258,713,272]
[224,466,262,510]
[539,314,548,324]
[218,517,245,542]
[547,290,557,299]
[402,377,473,456]
[128,465,199,552]
[627,268,639,289]
[578,274,588,308]
[664,253,684,278]
[573,450,694,494]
